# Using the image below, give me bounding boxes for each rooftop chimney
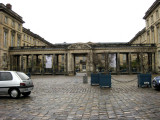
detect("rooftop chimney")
[6,4,12,10]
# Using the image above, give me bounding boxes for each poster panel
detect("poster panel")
[46,55,52,68]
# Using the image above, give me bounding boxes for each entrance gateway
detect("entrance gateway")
[9,43,156,75]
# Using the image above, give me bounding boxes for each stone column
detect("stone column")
[67,52,74,75]
[128,53,131,74]
[88,51,93,73]
[90,52,94,72]
[71,54,74,75]
[140,52,143,73]
[31,54,34,73]
[54,54,58,73]
[105,53,109,73]
[10,55,13,71]
[21,54,23,71]
[154,53,156,73]
[17,55,20,71]
[148,53,152,72]
[67,53,70,75]
[52,54,55,75]
[42,54,44,74]
[36,55,39,66]
[35,55,38,73]
[137,53,140,73]
[57,55,59,72]
[116,53,120,74]
[64,53,67,74]
[26,55,29,72]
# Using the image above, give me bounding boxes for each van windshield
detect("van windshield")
[16,72,29,80]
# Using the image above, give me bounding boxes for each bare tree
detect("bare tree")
[103,52,113,74]
[88,51,114,74]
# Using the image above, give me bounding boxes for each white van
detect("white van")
[0,71,34,98]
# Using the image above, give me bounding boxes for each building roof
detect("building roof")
[23,27,53,46]
[128,28,146,44]
[143,0,160,19]
[50,42,130,49]
[0,3,24,23]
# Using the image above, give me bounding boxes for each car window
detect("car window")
[0,72,13,81]
[16,72,29,80]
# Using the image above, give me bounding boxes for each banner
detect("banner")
[45,55,52,68]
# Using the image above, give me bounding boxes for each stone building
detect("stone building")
[129,0,160,73]
[0,1,160,75]
[0,3,51,70]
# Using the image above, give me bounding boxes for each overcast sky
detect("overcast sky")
[1,0,155,44]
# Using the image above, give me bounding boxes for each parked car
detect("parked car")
[152,76,160,90]
[0,71,34,98]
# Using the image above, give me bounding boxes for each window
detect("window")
[27,36,29,41]
[152,30,155,43]
[76,57,79,61]
[16,72,29,80]
[156,10,159,19]
[146,19,149,27]
[83,56,86,61]
[4,16,8,24]
[17,35,21,46]
[0,72,13,81]
[11,33,15,47]
[30,38,32,43]
[18,24,21,31]
[159,51,160,65]
[141,35,144,43]
[151,15,154,23]
[62,55,64,62]
[102,54,105,60]
[4,30,8,48]
[12,20,15,27]
[24,34,26,40]
[82,65,86,71]
[34,40,36,46]
[158,27,160,43]
[123,54,126,61]
[147,32,150,44]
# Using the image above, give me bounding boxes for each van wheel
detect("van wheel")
[9,89,20,99]
[22,92,31,97]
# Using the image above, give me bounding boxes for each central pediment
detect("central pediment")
[68,43,92,50]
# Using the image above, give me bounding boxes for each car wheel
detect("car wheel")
[9,89,20,99]
[22,91,31,97]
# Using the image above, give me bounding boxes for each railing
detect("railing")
[9,46,67,50]
[92,43,156,48]
[9,44,156,51]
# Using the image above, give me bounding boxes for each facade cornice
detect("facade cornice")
[0,3,24,23]
[23,27,53,46]
[143,0,160,19]
[128,28,146,44]
[9,44,156,52]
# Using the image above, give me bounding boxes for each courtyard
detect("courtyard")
[0,75,160,120]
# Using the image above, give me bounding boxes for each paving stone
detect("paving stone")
[0,75,160,119]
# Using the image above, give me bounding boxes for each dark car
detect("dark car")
[152,76,160,90]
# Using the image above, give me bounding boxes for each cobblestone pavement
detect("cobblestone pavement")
[0,75,160,120]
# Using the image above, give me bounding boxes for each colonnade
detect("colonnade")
[9,51,156,75]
